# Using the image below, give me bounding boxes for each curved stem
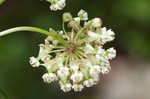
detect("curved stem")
[0,26,71,48]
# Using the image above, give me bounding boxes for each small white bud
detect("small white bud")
[38,44,51,61]
[78,9,88,21]
[92,18,102,28]
[87,31,100,42]
[56,57,64,67]
[47,0,66,11]
[57,0,66,9]
[92,74,100,82]
[100,66,110,74]
[63,12,72,22]
[71,72,83,83]
[101,27,115,44]
[42,73,58,83]
[60,82,72,92]
[29,57,40,67]
[70,62,79,72]
[84,43,95,54]
[83,79,96,87]
[73,17,80,24]
[89,65,101,76]
[106,47,116,60]
[72,84,84,92]
[57,67,70,80]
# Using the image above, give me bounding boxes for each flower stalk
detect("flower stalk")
[0,26,71,48]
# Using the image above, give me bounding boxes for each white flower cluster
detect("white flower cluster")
[46,0,66,11]
[29,9,116,92]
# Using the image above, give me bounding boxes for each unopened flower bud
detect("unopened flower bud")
[83,79,96,87]
[57,67,70,81]
[59,82,72,92]
[42,73,58,83]
[29,57,40,67]
[92,18,102,28]
[63,12,72,22]
[71,72,83,83]
[105,47,116,59]
[72,84,84,92]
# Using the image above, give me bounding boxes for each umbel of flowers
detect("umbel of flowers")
[29,9,116,92]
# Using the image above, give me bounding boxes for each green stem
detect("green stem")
[0,26,71,48]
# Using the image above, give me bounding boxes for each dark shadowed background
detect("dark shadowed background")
[0,0,150,99]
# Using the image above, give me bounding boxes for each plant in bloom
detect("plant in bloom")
[29,9,116,92]
[46,0,66,11]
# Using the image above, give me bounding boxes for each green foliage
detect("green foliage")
[0,0,4,4]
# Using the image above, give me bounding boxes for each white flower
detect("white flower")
[83,79,96,87]
[82,59,92,67]
[73,17,80,24]
[87,31,100,42]
[57,67,70,80]
[47,0,66,11]
[29,57,40,67]
[59,82,72,92]
[72,84,84,92]
[57,0,66,8]
[78,9,88,21]
[96,54,102,61]
[50,4,59,11]
[106,47,116,59]
[100,66,110,74]
[84,43,95,54]
[56,56,64,67]
[89,65,101,76]
[42,60,58,72]
[97,47,105,55]
[96,47,106,61]
[92,18,102,28]
[42,73,58,83]
[71,72,83,83]
[38,44,51,61]
[70,62,79,72]
[101,27,115,44]
[92,74,100,82]
[59,30,63,35]
[84,21,92,27]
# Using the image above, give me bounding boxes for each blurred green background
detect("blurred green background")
[0,0,150,99]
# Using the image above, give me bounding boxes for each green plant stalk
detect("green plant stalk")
[0,26,71,48]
